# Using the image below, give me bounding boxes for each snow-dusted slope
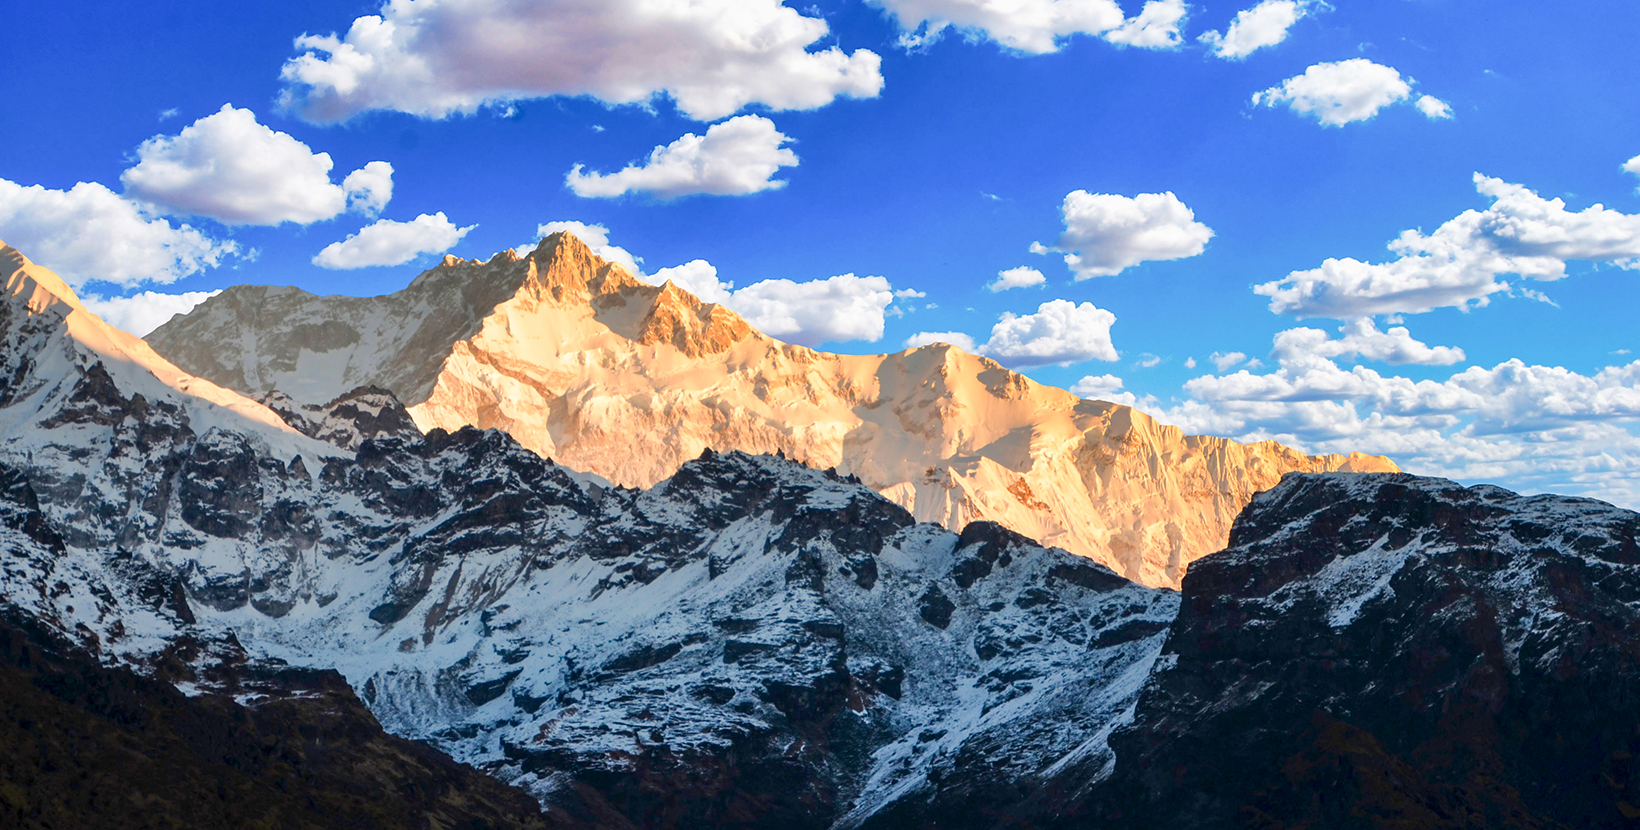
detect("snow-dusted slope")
[146,232,1398,588]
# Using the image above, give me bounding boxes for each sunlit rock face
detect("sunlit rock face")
[146,232,1398,588]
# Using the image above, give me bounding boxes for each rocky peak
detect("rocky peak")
[260,384,422,450]
[633,279,759,356]
[1070,472,1640,828]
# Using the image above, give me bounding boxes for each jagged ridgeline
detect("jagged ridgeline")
[143,231,1398,589]
[9,237,1640,829]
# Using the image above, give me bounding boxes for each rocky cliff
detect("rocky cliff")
[1059,473,1640,829]
[146,232,1398,588]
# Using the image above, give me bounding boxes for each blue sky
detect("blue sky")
[3,0,1639,505]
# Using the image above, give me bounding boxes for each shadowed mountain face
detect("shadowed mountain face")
[145,232,1398,589]
[1034,473,1640,830]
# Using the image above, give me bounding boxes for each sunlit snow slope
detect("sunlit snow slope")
[147,232,1398,587]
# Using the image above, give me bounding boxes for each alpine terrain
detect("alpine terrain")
[144,232,1398,589]
[6,236,1639,828]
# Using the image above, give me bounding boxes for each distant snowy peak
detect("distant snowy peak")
[145,232,1399,588]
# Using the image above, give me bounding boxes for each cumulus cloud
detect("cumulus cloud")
[729,274,896,346]
[82,290,222,337]
[870,0,1190,54]
[566,115,798,199]
[1117,321,1640,508]
[121,105,391,226]
[0,179,238,288]
[1070,373,1126,398]
[313,212,475,269]
[977,299,1119,367]
[1256,173,1640,318]
[342,161,396,215]
[1199,0,1308,59]
[1103,0,1189,48]
[1181,354,1640,435]
[1415,94,1453,120]
[278,0,883,123]
[986,265,1047,292]
[1069,373,1158,409]
[903,330,978,351]
[1253,59,1448,126]
[1625,154,1640,179]
[1272,319,1465,366]
[1032,190,1213,278]
[1210,351,1247,371]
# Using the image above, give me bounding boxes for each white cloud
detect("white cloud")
[1415,94,1453,120]
[526,221,643,276]
[0,179,238,288]
[729,273,896,346]
[278,0,883,123]
[1625,154,1640,179]
[895,288,928,298]
[1252,59,1432,126]
[871,0,1187,54]
[1210,351,1247,371]
[1138,331,1640,508]
[566,115,798,199]
[1070,373,1126,397]
[987,265,1047,292]
[82,289,222,337]
[903,330,978,351]
[121,105,391,226]
[1256,173,1640,318]
[342,161,395,215]
[1069,373,1159,409]
[1103,0,1189,49]
[1271,319,1466,366]
[977,298,1119,367]
[1199,0,1308,59]
[313,212,475,269]
[1032,189,1213,278]
[1185,356,1198,369]
[872,0,1122,54]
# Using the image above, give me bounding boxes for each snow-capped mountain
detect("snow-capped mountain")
[144,232,1398,589]
[1,239,1175,827]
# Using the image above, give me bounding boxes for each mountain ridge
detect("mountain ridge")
[7,235,1640,828]
[146,232,1399,588]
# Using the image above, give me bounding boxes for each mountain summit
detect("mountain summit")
[146,232,1397,587]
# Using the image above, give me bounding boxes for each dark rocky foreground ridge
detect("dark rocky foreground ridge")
[6,243,1640,827]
